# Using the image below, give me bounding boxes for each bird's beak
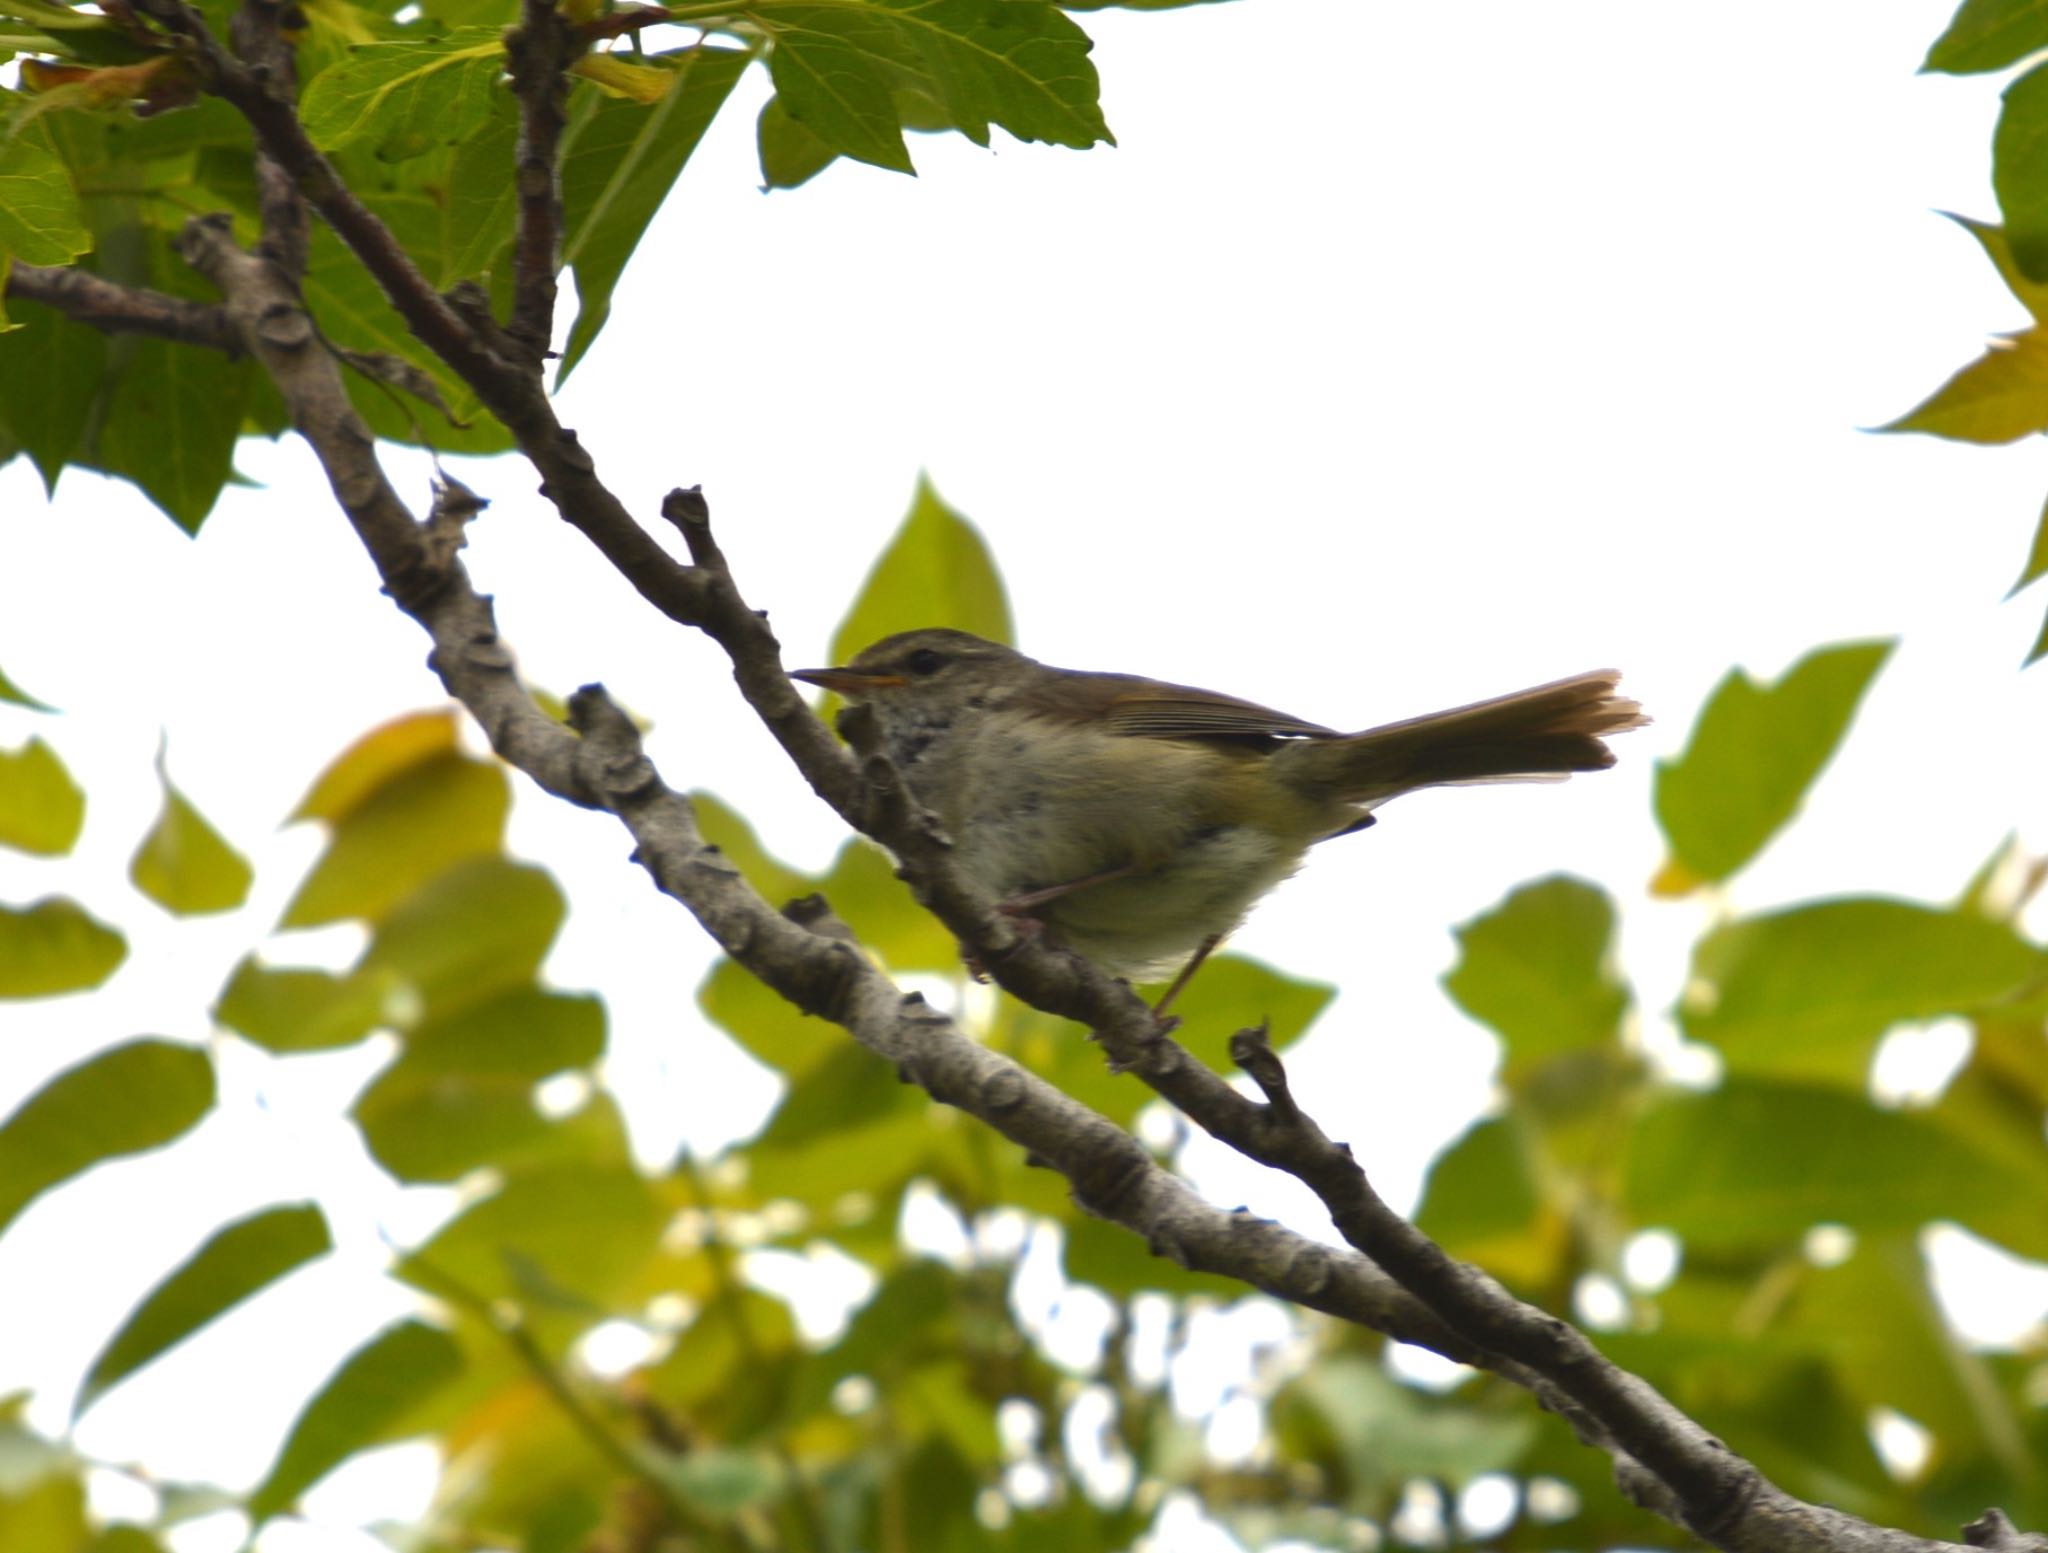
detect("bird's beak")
[790,667,907,695]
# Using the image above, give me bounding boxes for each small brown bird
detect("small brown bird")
[794,630,1645,1002]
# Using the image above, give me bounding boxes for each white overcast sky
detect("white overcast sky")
[5,2,2048,1549]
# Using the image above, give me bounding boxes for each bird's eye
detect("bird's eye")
[906,648,946,676]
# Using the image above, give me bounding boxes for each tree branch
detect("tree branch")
[503,0,578,361]
[227,0,307,279]
[4,263,236,350]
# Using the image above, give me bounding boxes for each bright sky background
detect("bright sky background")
[6,2,2048,1549]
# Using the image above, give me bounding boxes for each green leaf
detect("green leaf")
[129,767,252,915]
[1653,641,1892,888]
[93,332,253,533]
[1285,1354,1536,1501]
[757,93,839,188]
[759,6,917,173]
[659,1449,785,1515]
[0,663,54,712]
[1999,62,2048,284]
[299,28,503,161]
[0,117,91,266]
[213,958,389,1052]
[1878,329,2048,443]
[1412,1116,1549,1287]
[282,749,510,928]
[1926,0,2048,71]
[1442,875,1626,1070]
[1623,1078,2045,1247]
[396,1161,667,1312]
[0,738,84,856]
[356,857,564,1020]
[871,0,1109,150]
[0,299,105,492]
[2011,487,2048,596]
[0,898,125,998]
[2029,601,2048,666]
[246,1319,463,1522]
[440,92,519,285]
[1060,1211,1243,1298]
[75,1204,332,1417]
[290,708,463,823]
[700,955,839,1079]
[351,989,610,1182]
[1681,897,2042,1085]
[0,1039,213,1238]
[553,47,750,379]
[828,473,1014,669]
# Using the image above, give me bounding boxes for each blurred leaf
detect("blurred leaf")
[355,1068,628,1183]
[1681,897,2041,1085]
[76,1204,332,1417]
[1443,875,1626,1071]
[827,474,1014,669]
[1061,1211,1244,1299]
[0,1039,213,1237]
[213,958,389,1052]
[821,835,958,970]
[554,47,750,378]
[691,790,816,907]
[1881,218,2048,442]
[0,898,126,998]
[247,1320,463,1521]
[282,750,510,928]
[650,1287,799,1418]
[1412,1116,1554,1289]
[1623,1077,2046,1249]
[129,767,252,915]
[0,664,54,713]
[1286,1354,1536,1507]
[0,1462,86,1553]
[659,1449,784,1514]
[0,738,83,856]
[356,857,565,1019]
[290,709,462,824]
[1926,0,2048,72]
[1653,642,1892,888]
[404,987,606,1074]
[756,1041,919,1148]
[299,28,502,160]
[1999,63,2048,283]
[397,1161,667,1314]
[700,954,839,1080]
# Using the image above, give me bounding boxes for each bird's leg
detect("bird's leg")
[995,861,1142,914]
[1150,933,1223,1023]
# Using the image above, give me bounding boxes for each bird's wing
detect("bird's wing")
[1015,671,1338,741]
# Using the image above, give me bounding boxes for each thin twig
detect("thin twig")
[504,0,579,362]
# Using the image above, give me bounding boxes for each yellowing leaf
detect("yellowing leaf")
[290,709,463,824]
[569,52,674,102]
[827,474,1014,670]
[0,897,125,998]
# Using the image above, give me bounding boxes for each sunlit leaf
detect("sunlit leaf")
[290,709,461,825]
[700,955,839,1080]
[299,28,503,161]
[1682,897,2041,1085]
[0,1040,213,1237]
[1998,63,2048,283]
[129,767,252,915]
[1653,641,1892,888]
[0,117,91,266]
[828,474,1015,676]
[0,738,83,856]
[0,898,126,999]
[76,1204,332,1417]
[246,1320,463,1521]
[282,746,510,928]
[1413,1116,1555,1289]
[1443,875,1626,1069]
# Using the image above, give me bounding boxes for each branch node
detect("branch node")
[980,1067,1026,1113]
[1965,1511,2048,1553]
[1228,1021,1298,1121]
